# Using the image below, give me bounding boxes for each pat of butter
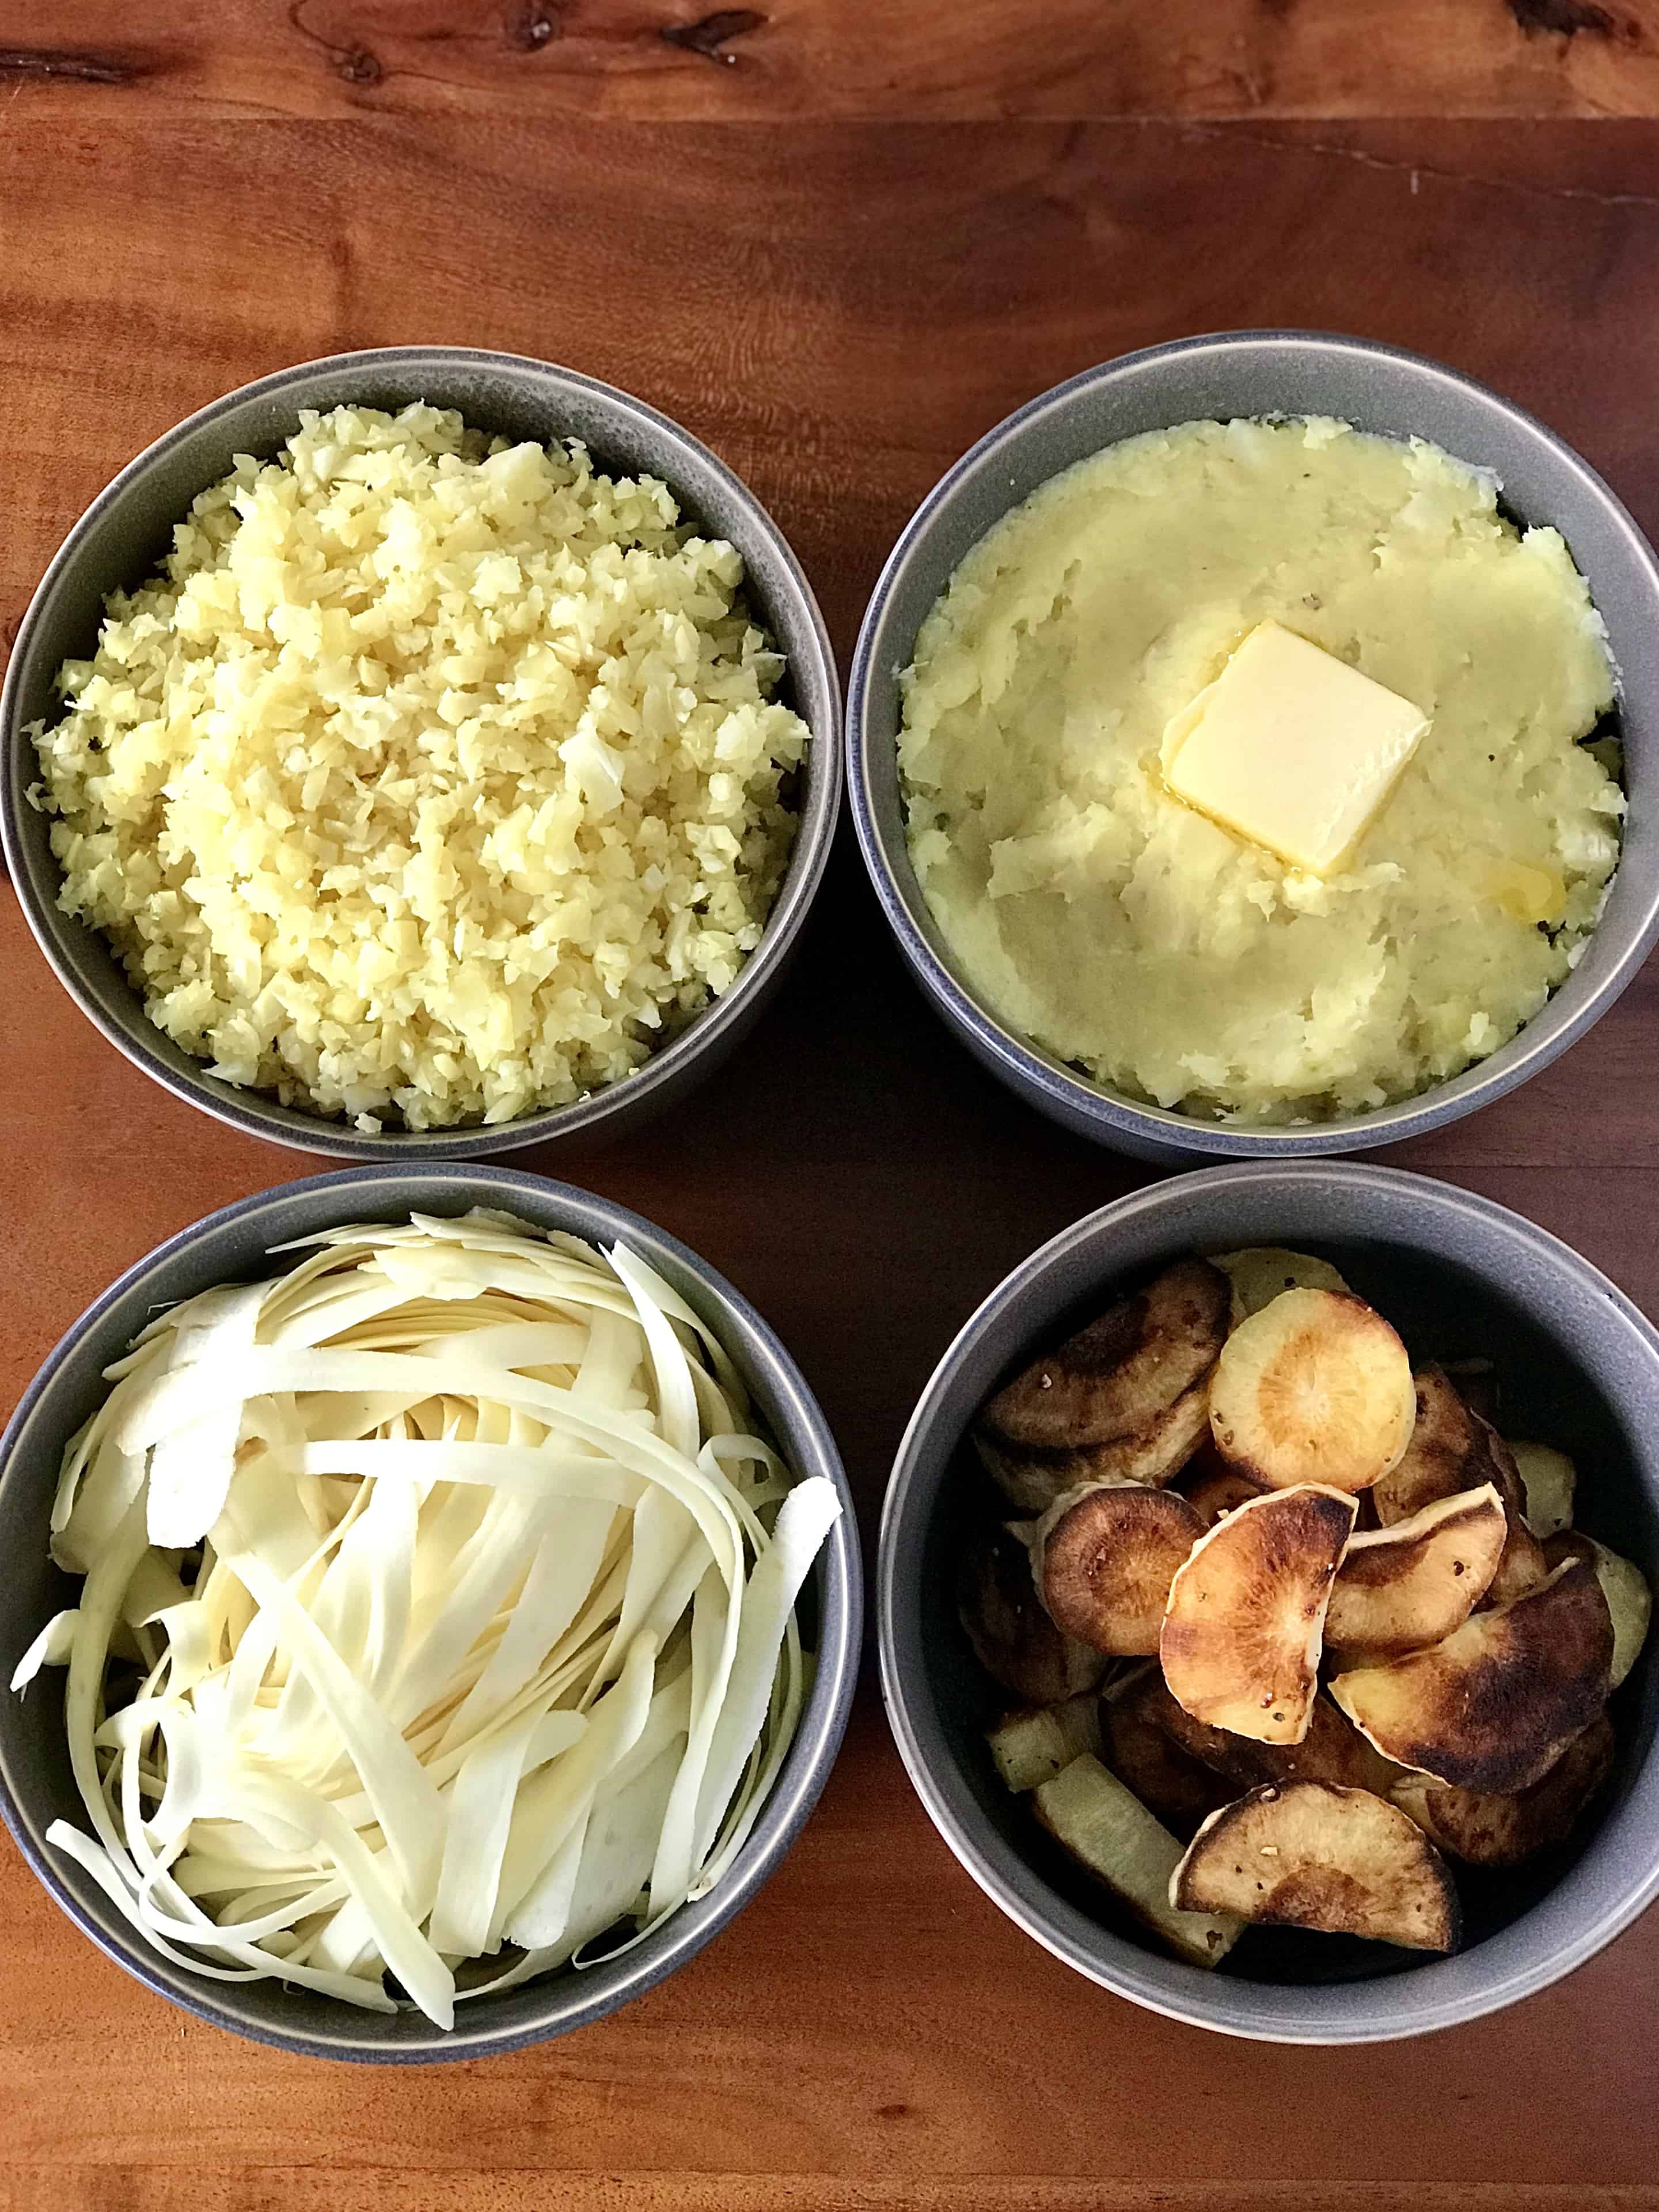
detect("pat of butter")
[1160,621,1430,877]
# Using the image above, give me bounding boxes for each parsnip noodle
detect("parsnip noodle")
[9,1209,840,2028]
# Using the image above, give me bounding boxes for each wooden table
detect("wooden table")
[5,5,1659,2206]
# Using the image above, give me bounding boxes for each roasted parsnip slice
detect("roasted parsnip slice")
[1209,1289,1415,1494]
[1031,1754,1242,1968]
[1371,1368,1545,1603]
[1543,1531,1652,1690]
[1102,1670,1233,1836]
[1211,1247,1352,1326]
[1149,1678,1403,1797]
[1392,1714,1615,1868]
[977,1383,1211,1511]
[1032,1481,1205,1656]
[981,1259,1229,1451]
[1330,1559,1614,1792]
[1324,1483,1508,1659]
[1373,1365,1519,1522]
[1171,1781,1460,1953]
[957,1524,1108,1706]
[1178,1451,1268,1528]
[1160,1484,1357,1744]
[975,1260,1229,1509]
[1510,1440,1577,1539]
[1483,1510,1552,1609]
[986,1692,1103,1794]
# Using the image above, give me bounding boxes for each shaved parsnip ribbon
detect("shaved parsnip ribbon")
[13,1211,838,2026]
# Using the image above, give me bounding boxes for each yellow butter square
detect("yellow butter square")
[1160,621,1430,877]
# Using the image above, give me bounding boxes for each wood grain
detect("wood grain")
[6,115,1659,680]
[3,1688,1659,2195]
[3,34,1659,2212]
[9,0,1659,118]
[4,2188,1658,2212]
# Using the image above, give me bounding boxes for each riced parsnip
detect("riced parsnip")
[10,1209,840,2027]
[29,405,809,1131]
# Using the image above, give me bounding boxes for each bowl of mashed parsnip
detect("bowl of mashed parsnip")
[847,332,1659,1160]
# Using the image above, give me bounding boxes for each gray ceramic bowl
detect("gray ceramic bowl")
[879,1161,1659,2042]
[0,1164,860,2062]
[848,331,1659,1162]
[1,348,841,1160]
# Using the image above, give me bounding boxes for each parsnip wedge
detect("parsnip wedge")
[1033,1482,1205,1656]
[1212,1247,1351,1326]
[1324,1484,1508,1659]
[1510,1440,1577,1539]
[1392,1714,1615,1867]
[1209,1289,1414,1494]
[1330,1559,1614,1792]
[1543,1531,1652,1690]
[1031,1754,1241,1968]
[1160,1484,1357,1744]
[958,1526,1107,1706]
[1171,1781,1459,1953]
[976,1260,1229,1510]
[987,1693,1103,1794]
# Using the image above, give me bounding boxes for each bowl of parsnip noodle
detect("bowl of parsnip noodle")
[0,1164,859,2060]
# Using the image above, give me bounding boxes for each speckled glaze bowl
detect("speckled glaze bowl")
[879,1161,1659,2043]
[0,348,841,1160]
[848,331,1659,1162]
[0,1164,861,2062]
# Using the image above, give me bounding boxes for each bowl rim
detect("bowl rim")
[0,1161,863,2062]
[846,327,1659,1158]
[0,344,843,1162]
[876,1158,1659,2043]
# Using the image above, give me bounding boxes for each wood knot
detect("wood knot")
[288,4,389,85]
[1509,0,1616,35]
[506,3,560,48]
[659,9,766,63]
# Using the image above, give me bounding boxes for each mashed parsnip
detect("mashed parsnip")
[899,418,1623,1122]
[31,405,808,1131]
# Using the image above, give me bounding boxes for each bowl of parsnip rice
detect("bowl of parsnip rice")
[0,1165,859,2059]
[1,348,840,1159]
